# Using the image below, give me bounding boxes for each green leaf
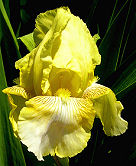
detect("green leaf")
[0,1,26,165]
[111,55,136,97]
[20,9,30,24]
[114,0,132,70]
[18,33,35,52]
[95,0,130,83]
[58,157,69,166]
[0,0,21,59]
[0,47,26,166]
[86,0,100,26]
[106,0,129,33]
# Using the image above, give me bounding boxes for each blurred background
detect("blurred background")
[0,0,136,166]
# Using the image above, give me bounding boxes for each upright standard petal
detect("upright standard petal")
[33,7,70,45]
[37,7,71,95]
[16,7,71,96]
[18,93,95,160]
[3,86,31,136]
[33,9,57,45]
[15,7,101,96]
[15,48,37,94]
[83,83,128,136]
[50,12,101,96]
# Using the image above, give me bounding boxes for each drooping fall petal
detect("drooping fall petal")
[2,86,31,136]
[83,83,128,136]
[17,94,95,160]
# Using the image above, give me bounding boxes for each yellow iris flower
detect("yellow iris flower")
[3,7,128,161]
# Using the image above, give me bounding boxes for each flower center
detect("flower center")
[55,88,71,98]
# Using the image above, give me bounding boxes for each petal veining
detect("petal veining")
[3,86,32,99]
[2,86,30,136]
[83,83,128,136]
[18,95,95,160]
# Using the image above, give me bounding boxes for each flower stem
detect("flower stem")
[53,155,62,166]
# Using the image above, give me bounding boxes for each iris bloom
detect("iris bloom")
[3,7,128,160]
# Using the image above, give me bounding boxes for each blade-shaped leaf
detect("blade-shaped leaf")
[0,1,26,165]
[86,0,100,26]
[95,0,131,83]
[112,56,136,96]
[18,33,35,52]
[0,47,26,166]
[0,0,21,59]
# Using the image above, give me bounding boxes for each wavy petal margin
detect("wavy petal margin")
[2,86,31,136]
[18,95,95,160]
[83,83,128,136]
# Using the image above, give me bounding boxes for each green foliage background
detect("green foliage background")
[0,0,136,165]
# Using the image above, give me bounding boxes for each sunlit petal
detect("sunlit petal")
[33,7,70,46]
[2,86,31,136]
[3,86,32,99]
[15,7,101,97]
[83,83,128,136]
[33,9,56,46]
[18,95,95,160]
[15,48,37,94]
[50,11,101,96]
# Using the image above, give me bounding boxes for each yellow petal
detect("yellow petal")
[33,7,70,46]
[15,7,101,97]
[2,86,30,136]
[3,86,32,99]
[16,7,71,96]
[48,67,82,97]
[93,34,100,43]
[18,95,95,160]
[49,11,101,96]
[38,7,71,95]
[83,83,128,136]
[15,48,37,94]
[33,9,57,45]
